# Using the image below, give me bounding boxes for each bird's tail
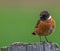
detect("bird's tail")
[32,32,36,35]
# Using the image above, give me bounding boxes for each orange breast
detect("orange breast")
[34,18,56,36]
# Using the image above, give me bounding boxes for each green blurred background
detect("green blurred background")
[0,0,60,47]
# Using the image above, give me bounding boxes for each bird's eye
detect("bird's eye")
[42,15,46,17]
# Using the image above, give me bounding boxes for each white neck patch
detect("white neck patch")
[48,16,51,20]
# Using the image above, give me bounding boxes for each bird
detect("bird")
[32,10,56,42]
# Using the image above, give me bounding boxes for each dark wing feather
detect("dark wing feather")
[35,19,40,28]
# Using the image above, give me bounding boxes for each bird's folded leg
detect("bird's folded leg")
[45,36,48,42]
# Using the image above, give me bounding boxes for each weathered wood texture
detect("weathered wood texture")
[0,42,60,51]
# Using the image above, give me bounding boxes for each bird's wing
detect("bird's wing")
[35,19,40,28]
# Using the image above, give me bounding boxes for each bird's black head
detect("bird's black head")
[40,11,50,20]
